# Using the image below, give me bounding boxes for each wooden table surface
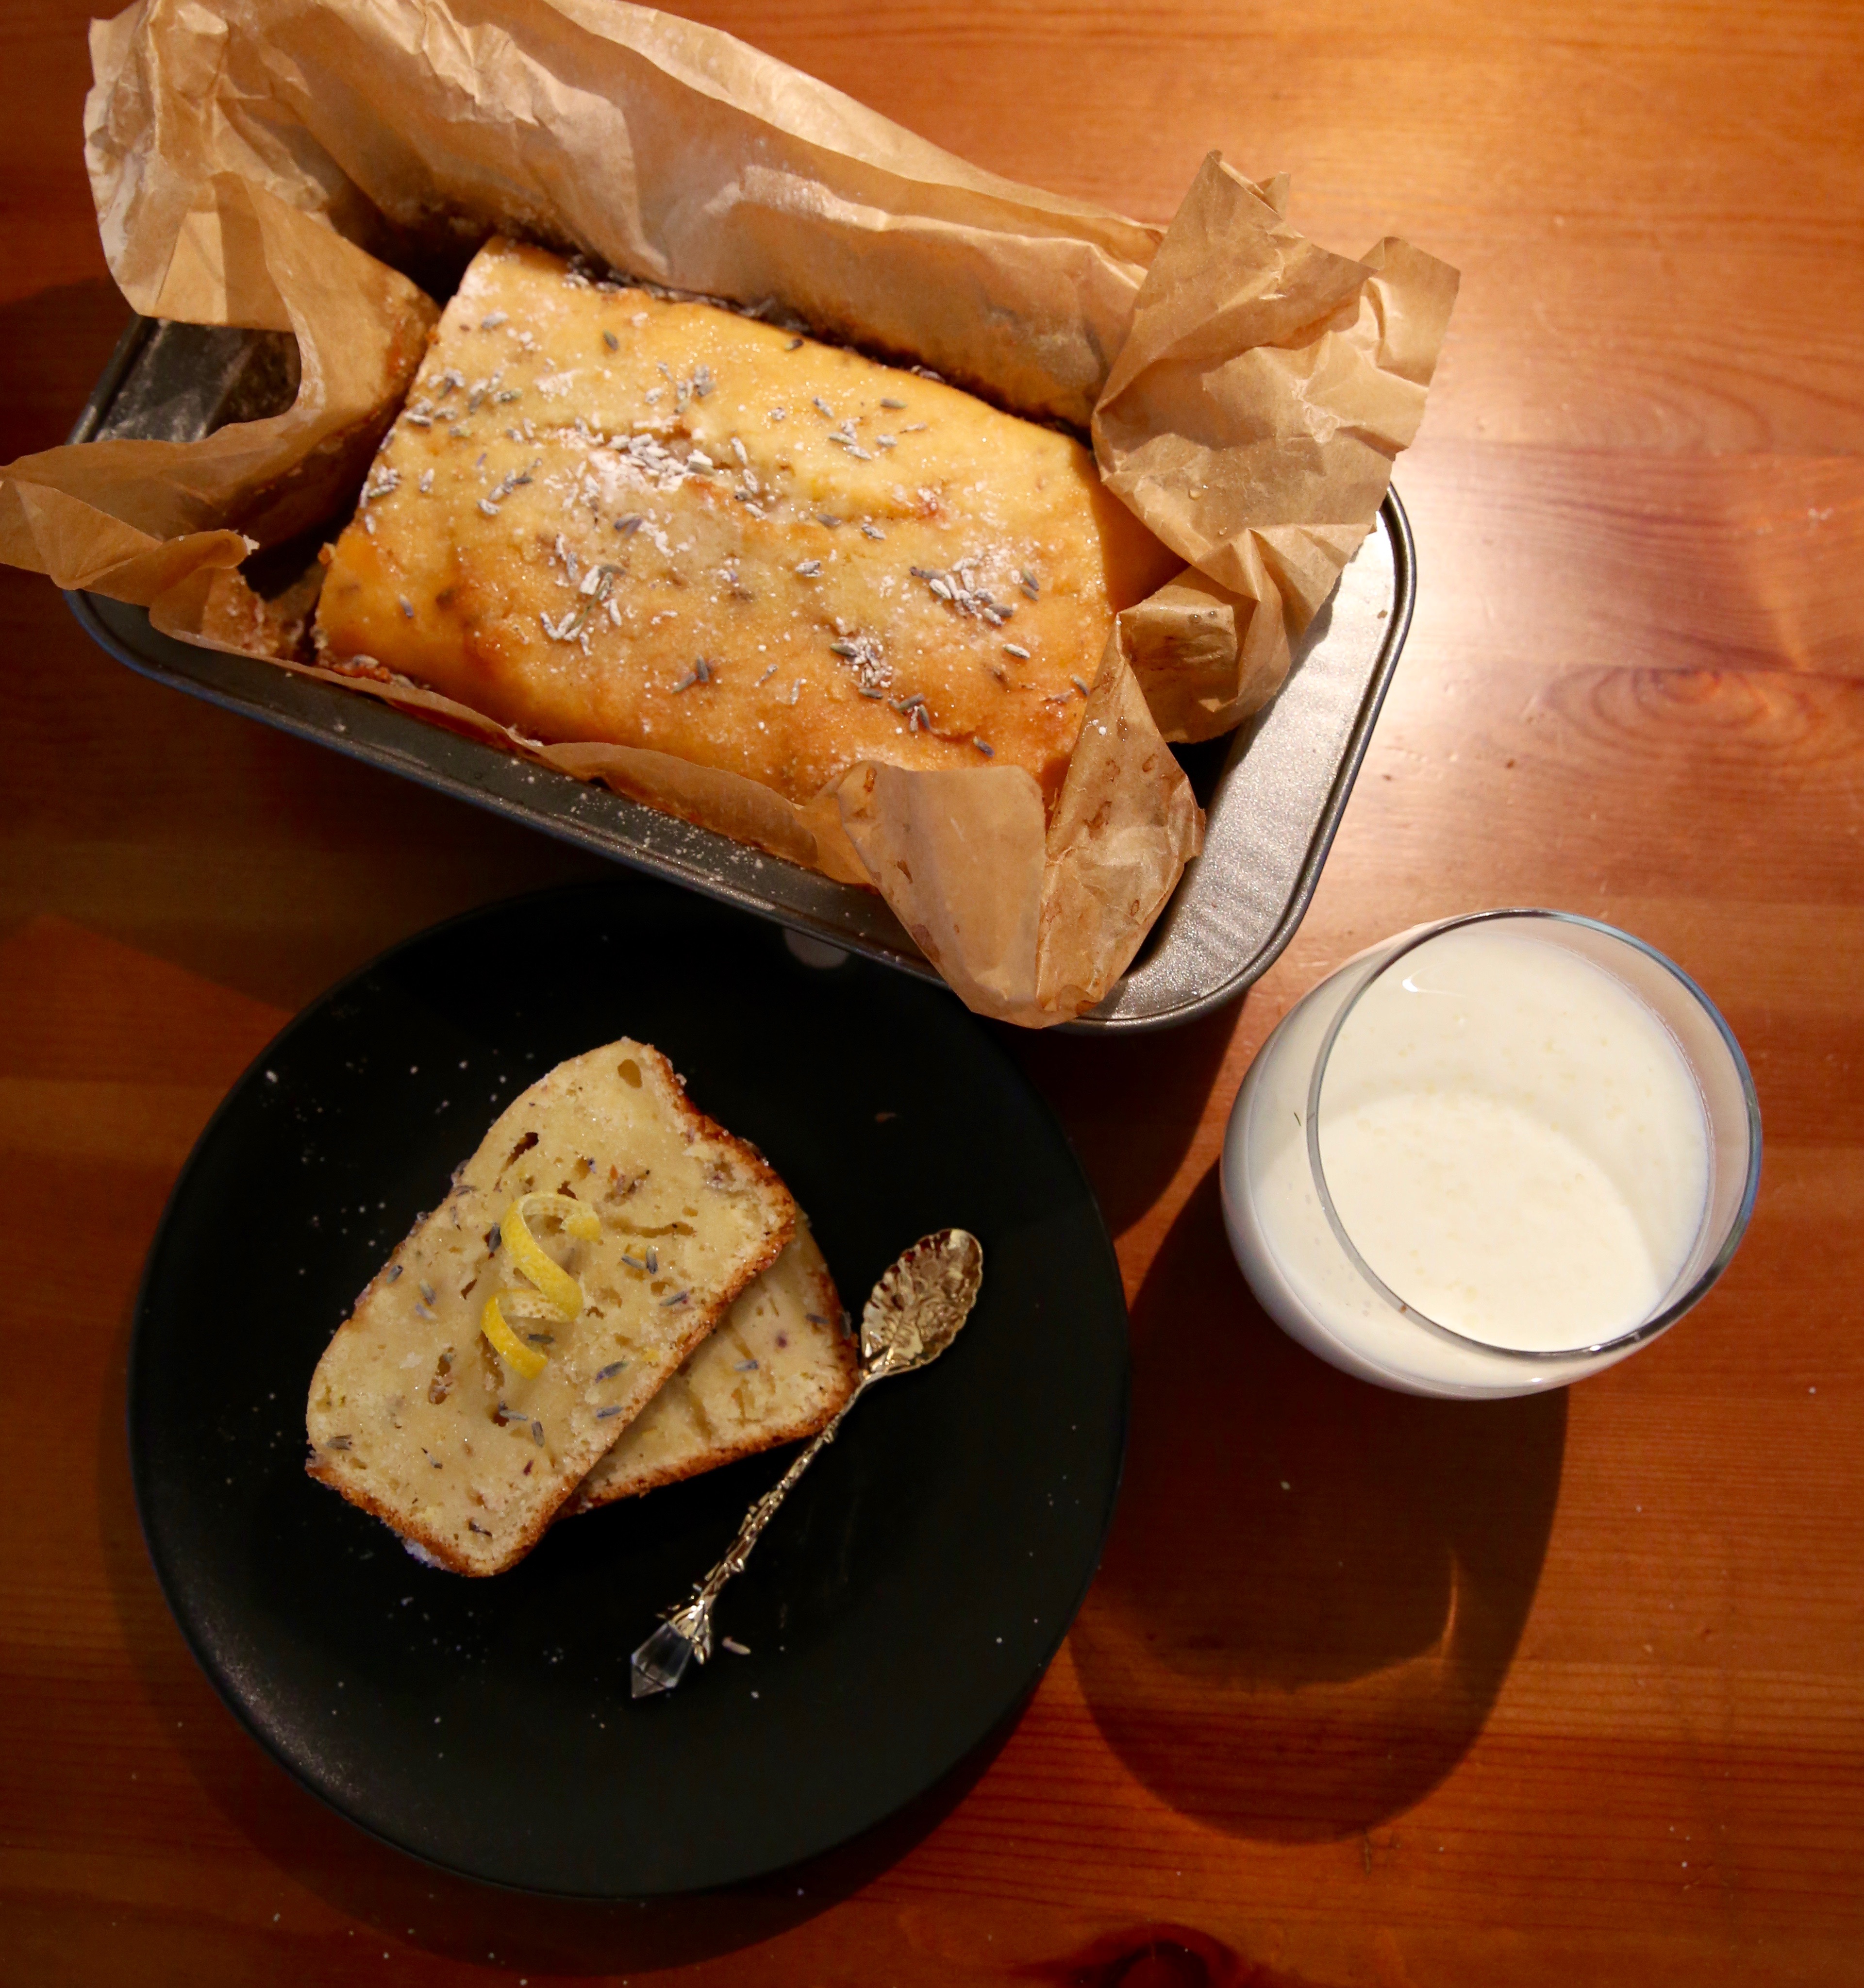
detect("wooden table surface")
[5,0,1863,1981]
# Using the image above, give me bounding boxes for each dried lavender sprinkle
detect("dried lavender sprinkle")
[646,1248,659,1272]
[1004,642,1030,659]
[595,1405,624,1420]
[593,1361,628,1381]
[880,397,906,409]
[418,1281,436,1304]
[603,330,619,351]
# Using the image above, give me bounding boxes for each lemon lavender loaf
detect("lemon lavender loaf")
[305,1040,797,1575]
[313,235,1181,869]
[572,1219,854,1511]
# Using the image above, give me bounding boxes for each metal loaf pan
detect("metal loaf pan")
[64,316,1413,1032]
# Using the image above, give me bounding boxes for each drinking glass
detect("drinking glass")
[1219,910,1762,1398]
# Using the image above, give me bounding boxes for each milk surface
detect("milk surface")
[1225,924,1713,1394]
[1318,927,1710,1349]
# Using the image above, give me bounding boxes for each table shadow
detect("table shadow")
[1006,991,1245,1238]
[1069,1166,1566,1843]
[93,1294,1014,1972]
[0,279,133,460]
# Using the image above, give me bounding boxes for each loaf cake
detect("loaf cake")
[305,1040,797,1574]
[313,235,1182,866]
[572,1220,854,1510]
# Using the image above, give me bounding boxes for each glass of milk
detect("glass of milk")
[1221,911,1761,1398]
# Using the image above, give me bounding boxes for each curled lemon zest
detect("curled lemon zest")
[480,1193,599,1377]
[493,1285,560,1318]
[503,1192,599,1320]
[482,1292,549,1379]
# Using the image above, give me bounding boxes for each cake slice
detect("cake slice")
[305,1040,797,1574]
[571,1219,855,1510]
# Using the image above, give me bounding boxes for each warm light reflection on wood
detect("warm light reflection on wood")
[4,0,1863,1979]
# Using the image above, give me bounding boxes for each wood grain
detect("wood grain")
[4,0,1864,1982]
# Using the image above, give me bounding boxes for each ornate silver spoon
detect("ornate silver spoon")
[629,1227,984,1697]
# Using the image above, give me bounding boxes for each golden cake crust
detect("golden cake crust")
[315,238,1180,840]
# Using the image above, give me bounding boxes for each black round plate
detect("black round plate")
[130,879,1128,1896]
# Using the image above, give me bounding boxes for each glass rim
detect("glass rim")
[1302,908,1764,1364]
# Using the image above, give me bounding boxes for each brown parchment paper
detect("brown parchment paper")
[2,0,1454,1026]
[1095,156,1460,742]
[0,173,434,601]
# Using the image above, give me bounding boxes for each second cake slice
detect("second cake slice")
[571,1220,856,1510]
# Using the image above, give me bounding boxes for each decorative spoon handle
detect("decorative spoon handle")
[630,1227,982,1699]
[628,1372,873,1696]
